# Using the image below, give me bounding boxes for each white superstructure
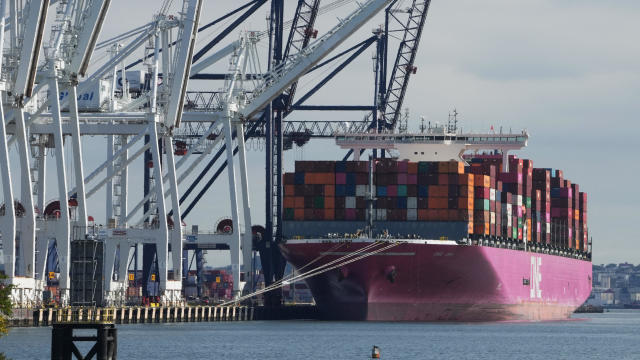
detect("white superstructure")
[336,115,528,171]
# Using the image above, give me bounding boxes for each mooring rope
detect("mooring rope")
[219,240,404,306]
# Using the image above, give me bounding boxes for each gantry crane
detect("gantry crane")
[0,0,394,307]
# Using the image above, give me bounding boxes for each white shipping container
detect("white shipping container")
[490,212,495,224]
[407,209,417,221]
[508,216,512,227]
[346,196,356,209]
[517,195,523,206]
[376,209,387,221]
[490,189,496,201]
[546,223,551,234]
[60,79,111,112]
[355,185,367,197]
[407,197,417,209]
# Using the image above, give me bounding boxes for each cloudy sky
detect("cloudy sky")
[2,0,638,268]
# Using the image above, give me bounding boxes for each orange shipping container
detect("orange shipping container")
[294,209,304,220]
[459,173,474,185]
[418,209,429,221]
[325,185,335,197]
[473,175,484,187]
[458,197,473,210]
[304,173,315,184]
[438,162,449,173]
[325,209,335,220]
[294,197,305,209]
[449,161,464,174]
[322,172,335,184]
[468,222,474,234]
[284,196,295,208]
[429,185,448,197]
[428,197,448,209]
[285,185,295,196]
[324,197,335,209]
[448,209,459,221]
[408,162,418,174]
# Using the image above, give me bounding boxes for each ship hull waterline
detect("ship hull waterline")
[279,240,592,322]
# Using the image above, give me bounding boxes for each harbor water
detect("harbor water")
[1,310,637,359]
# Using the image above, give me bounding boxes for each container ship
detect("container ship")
[279,121,592,321]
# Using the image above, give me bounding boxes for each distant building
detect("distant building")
[588,263,640,307]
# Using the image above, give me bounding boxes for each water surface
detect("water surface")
[1,310,637,359]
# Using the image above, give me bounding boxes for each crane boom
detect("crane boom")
[166,0,203,129]
[382,0,431,128]
[239,0,393,120]
[69,0,112,77]
[13,0,49,99]
[281,0,321,110]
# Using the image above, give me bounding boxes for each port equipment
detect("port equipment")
[0,0,397,307]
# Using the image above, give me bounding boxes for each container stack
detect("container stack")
[532,169,552,245]
[499,157,524,241]
[284,156,587,251]
[579,192,588,250]
[283,161,370,222]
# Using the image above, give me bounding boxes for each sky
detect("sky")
[2,0,639,268]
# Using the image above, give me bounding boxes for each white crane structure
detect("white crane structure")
[0,0,392,307]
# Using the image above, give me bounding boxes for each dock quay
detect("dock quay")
[11,305,254,327]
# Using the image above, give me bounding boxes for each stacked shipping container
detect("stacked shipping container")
[284,156,588,250]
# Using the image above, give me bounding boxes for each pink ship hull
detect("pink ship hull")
[280,241,592,321]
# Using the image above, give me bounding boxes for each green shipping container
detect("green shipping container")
[397,185,408,197]
[475,199,490,211]
[518,218,523,227]
[314,196,324,209]
[526,197,532,208]
[284,208,294,220]
[512,227,517,239]
[418,162,429,174]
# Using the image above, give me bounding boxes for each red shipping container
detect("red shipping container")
[438,173,449,185]
[408,162,418,174]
